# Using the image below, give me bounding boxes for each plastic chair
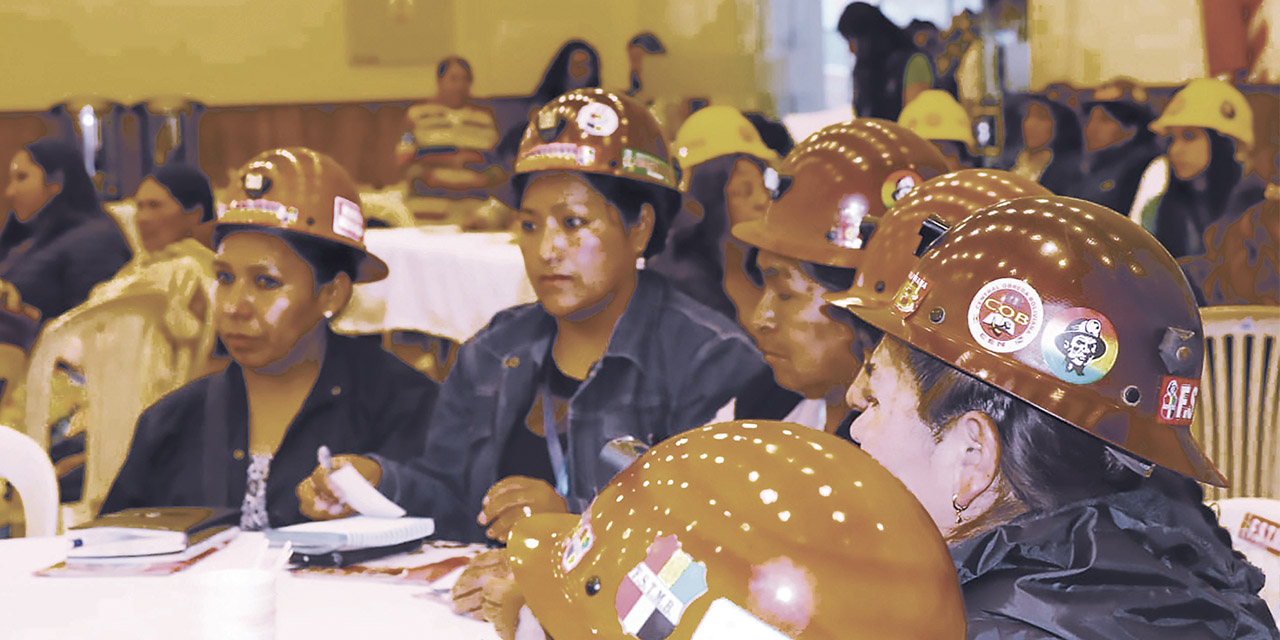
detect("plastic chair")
[1212,497,1280,619]
[0,425,59,537]
[1193,305,1280,500]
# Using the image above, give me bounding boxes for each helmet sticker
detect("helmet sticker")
[1041,308,1118,384]
[967,278,1044,353]
[560,512,595,574]
[894,271,930,315]
[243,172,272,198]
[1220,101,1235,119]
[615,534,709,639]
[332,196,365,242]
[621,148,677,188]
[881,169,923,208]
[689,598,789,640]
[521,143,597,169]
[577,102,621,137]
[538,108,558,130]
[1157,376,1199,426]
[826,193,869,249]
[1237,513,1280,556]
[225,199,299,226]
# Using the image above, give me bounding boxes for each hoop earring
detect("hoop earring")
[952,494,969,525]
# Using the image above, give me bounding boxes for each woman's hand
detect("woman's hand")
[294,454,382,520]
[451,548,510,620]
[0,280,39,321]
[477,476,567,543]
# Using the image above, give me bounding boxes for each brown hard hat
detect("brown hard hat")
[508,421,967,639]
[856,195,1224,486]
[732,119,950,268]
[215,147,388,283]
[825,169,1050,314]
[514,88,678,191]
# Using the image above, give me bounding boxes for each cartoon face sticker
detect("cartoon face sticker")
[1041,308,1119,384]
[880,169,923,208]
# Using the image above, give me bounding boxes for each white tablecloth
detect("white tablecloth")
[0,533,499,640]
[333,228,536,343]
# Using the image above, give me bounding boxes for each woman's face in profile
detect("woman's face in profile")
[1021,102,1055,151]
[133,177,198,253]
[567,50,593,89]
[5,151,59,222]
[213,232,328,369]
[724,158,770,228]
[1168,126,1211,180]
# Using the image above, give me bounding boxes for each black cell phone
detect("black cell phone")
[289,537,428,568]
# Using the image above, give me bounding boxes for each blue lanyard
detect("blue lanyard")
[541,382,570,497]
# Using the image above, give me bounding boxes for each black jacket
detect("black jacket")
[373,272,768,541]
[0,205,131,322]
[952,473,1278,639]
[1070,140,1160,214]
[102,331,438,527]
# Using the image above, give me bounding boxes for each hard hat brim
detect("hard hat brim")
[506,513,581,638]
[211,223,389,284]
[730,219,863,270]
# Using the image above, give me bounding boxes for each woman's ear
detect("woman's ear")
[946,410,1002,510]
[627,203,655,258]
[317,272,353,320]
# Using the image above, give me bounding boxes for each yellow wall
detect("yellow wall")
[1029,0,1208,89]
[0,0,767,112]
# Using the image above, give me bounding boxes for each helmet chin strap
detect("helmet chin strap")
[1107,446,1156,478]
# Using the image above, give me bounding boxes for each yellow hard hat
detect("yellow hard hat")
[1150,78,1254,148]
[898,89,976,151]
[673,105,778,176]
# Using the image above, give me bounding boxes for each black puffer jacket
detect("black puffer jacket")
[952,472,1279,639]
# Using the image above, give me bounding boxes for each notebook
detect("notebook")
[67,507,239,558]
[265,515,435,554]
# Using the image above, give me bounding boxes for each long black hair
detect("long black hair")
[1003,93,1084,194]
[512,171,678,259]
[838,2,919,120]
[532,40,601,105]
[1,140,105,259]
[1153,129,1244,258]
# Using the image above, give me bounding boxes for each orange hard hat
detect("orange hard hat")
[215,147,388,283]
[731,119,950,269]
[825,169,1050,314]
[855,196,1225,486]
[507,420,967,639]
[514,88,679,191]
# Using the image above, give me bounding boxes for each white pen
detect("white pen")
[317,445,333,472]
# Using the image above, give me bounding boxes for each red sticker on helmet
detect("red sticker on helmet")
[967,278,1044,353]
[1157,376,1199,426]
[615,534,709,639]
[881,169,923,208]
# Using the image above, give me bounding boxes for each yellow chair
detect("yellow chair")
[1193,305,1280,500]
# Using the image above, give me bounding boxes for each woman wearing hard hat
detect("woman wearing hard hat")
[897,89,979,171]
[297,90,769,548]
[648,104,779,326]
[835,193,1277,637]
[103,148,439,530]
[1132,77,1265,258]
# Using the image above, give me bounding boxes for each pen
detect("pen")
[318,445,333,472]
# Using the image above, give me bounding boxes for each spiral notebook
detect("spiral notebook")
[265,516,435,554]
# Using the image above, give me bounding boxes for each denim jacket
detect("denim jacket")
[373,271,769,541]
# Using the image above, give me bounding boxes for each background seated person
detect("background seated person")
[397,56,507,229]
[0,139,132,324]
[102,148,438,530]
[842,196,1277,637]
[298,90,769,543]
[728,120,949,433]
